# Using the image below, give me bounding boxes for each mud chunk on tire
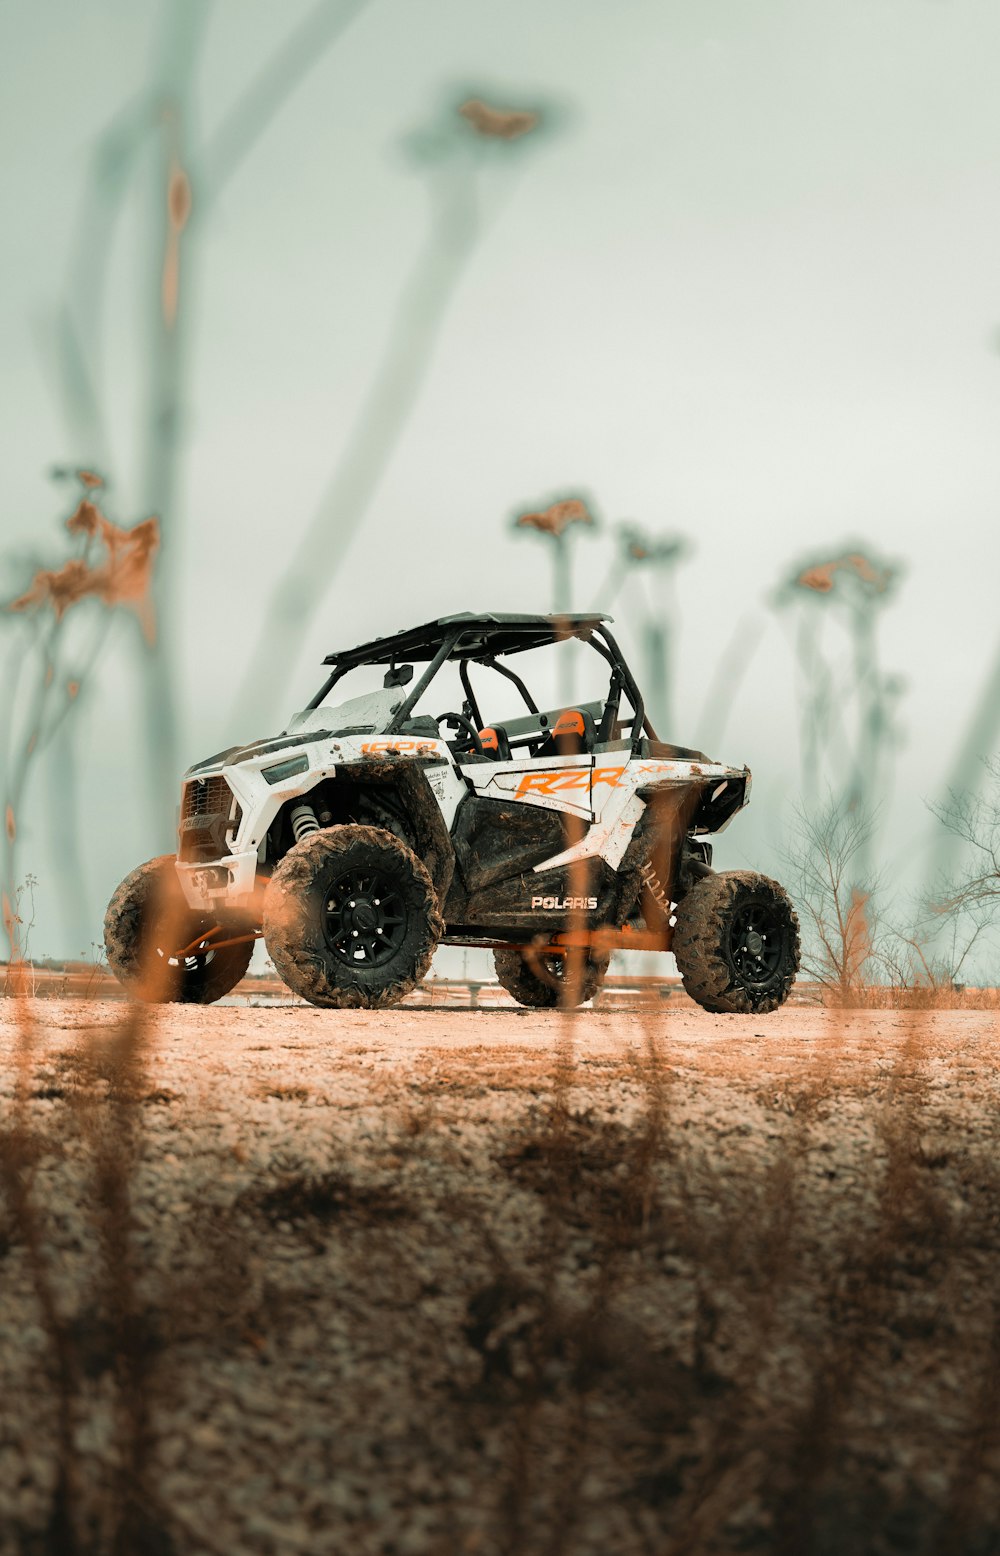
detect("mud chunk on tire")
[262,825,442,1010]
[672,870,800,1014]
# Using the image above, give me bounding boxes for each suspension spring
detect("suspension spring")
[290,803,320,844]
[640,861,671,914]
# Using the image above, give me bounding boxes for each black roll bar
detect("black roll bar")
[386,630,463,732]
[458,659,483,730]
[594,624,652,745]
[307,620,652,746]
[482,656,539,714]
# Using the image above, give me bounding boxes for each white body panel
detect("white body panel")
[176,730,459,910]
[459,753,594,821]
[534,753,747,874]
[176,721,749,914]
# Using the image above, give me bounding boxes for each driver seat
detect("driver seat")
[478,725,511,761]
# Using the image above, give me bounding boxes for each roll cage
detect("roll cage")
[305,613,655,753]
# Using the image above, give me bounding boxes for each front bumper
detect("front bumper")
[175,849,260,913]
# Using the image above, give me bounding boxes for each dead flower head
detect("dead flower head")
[65,499,104,539]
[458,97,541,141]
[515,498,594,539]
[796,551,894,597]
[50,466,105,489]
[10,559,94,621]
[621,525,688,568]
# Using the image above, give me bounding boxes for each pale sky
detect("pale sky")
[2,0,1000,960]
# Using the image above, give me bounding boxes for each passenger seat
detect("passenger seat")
[537,708,596,758]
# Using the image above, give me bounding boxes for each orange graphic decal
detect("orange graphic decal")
[514,765,631,800]
[360,739,440,756]
[515,769,590,799]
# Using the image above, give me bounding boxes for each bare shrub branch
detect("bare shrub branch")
[783,799,878,1003]
[930,755,1000,920]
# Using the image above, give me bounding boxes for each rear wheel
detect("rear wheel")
[104,856,254,1004]
[494,945,610,1009]
[672,870,800,1014]
[262,825,442,1009]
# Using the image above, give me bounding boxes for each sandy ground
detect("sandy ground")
[2,995,1000,1555]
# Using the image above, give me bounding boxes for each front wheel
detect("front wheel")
[104,856,254,1004]
[262,825,442,1009]
[672,870,800,1014]
[494,946,610,1009]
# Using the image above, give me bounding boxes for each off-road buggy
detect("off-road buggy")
[105,613,800,1012]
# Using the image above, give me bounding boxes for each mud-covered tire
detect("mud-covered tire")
[672,870,800,1014]
[262,826,442,1010]
[493,946,610,1009]
[104,855,255,1004]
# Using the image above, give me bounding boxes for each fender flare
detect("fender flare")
[331,755,456,905]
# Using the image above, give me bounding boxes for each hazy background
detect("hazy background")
[2,0,1000,968]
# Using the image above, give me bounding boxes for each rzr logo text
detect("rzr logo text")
[515,768,627,798]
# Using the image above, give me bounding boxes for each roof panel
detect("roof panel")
[322,612,612,666]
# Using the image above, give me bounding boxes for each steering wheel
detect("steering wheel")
[436,712,485,757]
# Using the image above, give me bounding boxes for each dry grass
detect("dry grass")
[822,983,1000,1011]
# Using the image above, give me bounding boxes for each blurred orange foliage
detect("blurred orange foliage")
[8,498,160,643]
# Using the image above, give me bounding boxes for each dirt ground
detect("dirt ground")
[2,994,1000,1556]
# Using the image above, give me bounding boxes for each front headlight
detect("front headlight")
[261,753,310,785]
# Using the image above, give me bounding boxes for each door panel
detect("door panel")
[449,794,567,895]
[459,753,594,822]
[446,857,619,931]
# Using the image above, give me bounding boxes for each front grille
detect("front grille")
[182,774,233,822]
[178,776,242,862]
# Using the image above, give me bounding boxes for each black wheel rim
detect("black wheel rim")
[531,954,567,992]
[146,916,219,980]
[323,869,407,967]
[727,897,788,991]
[157,944,216,973]
[531,952,594,992]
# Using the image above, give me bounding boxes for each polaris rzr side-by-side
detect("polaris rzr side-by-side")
[105,613,800,1012]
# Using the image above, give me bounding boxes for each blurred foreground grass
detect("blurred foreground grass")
[2,999,1000,1555]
